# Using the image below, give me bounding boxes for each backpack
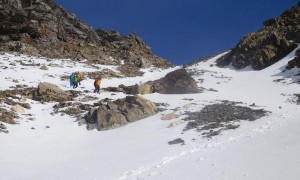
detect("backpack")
[94,78,101,86]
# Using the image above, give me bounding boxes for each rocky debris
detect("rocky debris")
[32,82,72,102]
[0,0,173,71]
[216,4,300,70]
[0,88,35,100]
[187,68,232,83]
[294,94,300,104]
[0,123,8,133]
[287,49,300,70]
[118,65,144,77]
[53,101,93,119]
[184,50,228,67]
[0,89,32,125]
[0,108,16,124]
[85,69,122,79]
[183,101,268,138]
[103,84,149,95]
[168,138,185,145]
[85,95,157,131]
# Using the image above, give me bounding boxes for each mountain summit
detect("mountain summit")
[0,0,173,68]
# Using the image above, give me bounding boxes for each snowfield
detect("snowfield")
[1,47,300,180]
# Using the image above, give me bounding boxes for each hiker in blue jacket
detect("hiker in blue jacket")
[69,73,75,87]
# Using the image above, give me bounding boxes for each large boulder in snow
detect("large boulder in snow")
[33,82,72,102]
[85,95,157,130]
[152,69,199,94]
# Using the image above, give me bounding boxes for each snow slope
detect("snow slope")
[0,48,300,180]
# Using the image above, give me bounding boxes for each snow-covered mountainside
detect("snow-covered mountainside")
[1,46,300,180]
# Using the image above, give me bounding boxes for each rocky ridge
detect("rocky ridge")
[0,0,173,71]
[216,4,300,70]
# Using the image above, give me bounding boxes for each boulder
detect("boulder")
[11,104,25,113]
[153,69,199,94]
[85,95,157,130]
[33,82,72,102]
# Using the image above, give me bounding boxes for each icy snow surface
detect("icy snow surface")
[1,49,300,180]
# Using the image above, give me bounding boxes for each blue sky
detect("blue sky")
[53,0,298,65]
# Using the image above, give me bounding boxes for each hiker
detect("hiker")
[73,74,79,89]
[94,77,101,93]
[76,72,84,85]
[69,73,75,87]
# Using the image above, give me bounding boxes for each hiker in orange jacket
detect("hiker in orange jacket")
[94,77,101,93]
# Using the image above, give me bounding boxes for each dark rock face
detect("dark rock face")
[33,82,72,102]
[184,101,268,138]
[152,69,199,94]
[0,0,173,70]
[287,49,300,70]
[217,4,299,70]
[85,95,157,130]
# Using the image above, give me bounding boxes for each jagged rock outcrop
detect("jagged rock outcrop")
[216,4,299,70]
[85,95,157,130]
[0,0,173,70]
[33,82,72,102]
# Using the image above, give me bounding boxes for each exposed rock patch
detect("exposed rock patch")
[183,101,268,138]
[287,49,300,70]
[168,138,185,145]
[0,123,8,133]
[53,101,93,119]
[0,108,16,124]
[0,88,33,126]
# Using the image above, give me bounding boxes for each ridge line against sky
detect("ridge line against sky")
[53,0,298,65]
